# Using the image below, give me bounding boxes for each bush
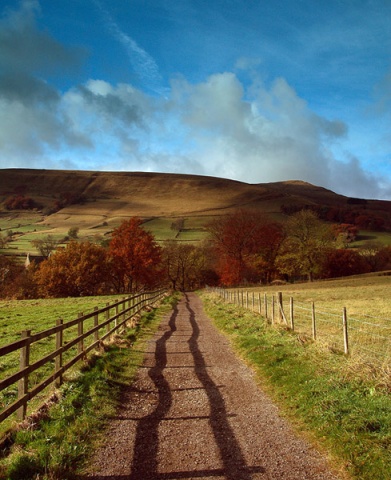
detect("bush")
[4,195,38,210]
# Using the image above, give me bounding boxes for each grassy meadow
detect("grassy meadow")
[249,273,391,317]
[226,274,391,367]
[201,290,391,480]
[0,294,130,440]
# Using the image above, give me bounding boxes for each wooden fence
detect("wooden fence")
[0,289,166,425]
[211,288,391,366]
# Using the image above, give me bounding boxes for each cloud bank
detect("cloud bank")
[0,1,390,200]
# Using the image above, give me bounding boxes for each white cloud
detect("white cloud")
[0,1,390,200]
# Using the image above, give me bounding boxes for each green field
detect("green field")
[2,206,391,259]
[0,212,213,258]
[0,294,129,438]
[352,230,391,247]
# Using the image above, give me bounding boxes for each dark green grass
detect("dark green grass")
[200,292,391,480]
[0,293,179,480]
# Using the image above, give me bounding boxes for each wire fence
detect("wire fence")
[210,288,391,368]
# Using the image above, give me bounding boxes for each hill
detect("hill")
[0,169,391,246]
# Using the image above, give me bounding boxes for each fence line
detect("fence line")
[210,288,390,367]
[0,289,166,425]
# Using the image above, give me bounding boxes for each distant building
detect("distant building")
[24,253,46,268]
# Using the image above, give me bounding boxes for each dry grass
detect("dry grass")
[225,273,391,370]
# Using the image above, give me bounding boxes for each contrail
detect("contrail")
[92,0,163,92]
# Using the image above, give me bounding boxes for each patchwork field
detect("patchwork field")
[1,168,391,258]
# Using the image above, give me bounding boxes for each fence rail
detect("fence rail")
[0,289,166,425]
[211,288,390,367]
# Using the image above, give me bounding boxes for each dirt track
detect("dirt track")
[82,292,340,480]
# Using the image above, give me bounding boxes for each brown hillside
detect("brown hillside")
[0,169,390,230]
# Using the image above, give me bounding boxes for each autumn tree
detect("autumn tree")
[0,254,38,299]
[374,246,391,271]
[277,210,333,282]
[322,249,370,278]
[359,241,384,272]
[0,255,22,298]
[170,218,185,233]
[35,241,110,297]
[162,241,212,290]
[256,221,285,283]
[0,233,9,248]
[332,223,358,247]
[207,210,284,285]
[109,218,163,292]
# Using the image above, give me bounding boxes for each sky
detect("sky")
[0,0,390,199]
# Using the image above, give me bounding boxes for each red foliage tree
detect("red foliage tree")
[109,218,163,292]
[207,210,284,285]
[322,249,370,278]
[4,195,37,210]
[332,223,358,245]
[374,246,391,271]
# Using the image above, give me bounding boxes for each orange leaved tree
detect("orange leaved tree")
[108,218,163,292]
[35,241,110,297]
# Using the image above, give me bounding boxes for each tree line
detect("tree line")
[1,210,391,299]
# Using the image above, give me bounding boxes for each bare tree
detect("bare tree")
[31,235,59,258]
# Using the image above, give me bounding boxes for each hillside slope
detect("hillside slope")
[1,169,390,231]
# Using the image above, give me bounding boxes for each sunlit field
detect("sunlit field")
[225,273,391,366]
[0,294,129,437]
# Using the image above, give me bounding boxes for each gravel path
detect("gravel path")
[81,292,340,480]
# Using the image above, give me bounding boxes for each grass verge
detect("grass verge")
[200,292,391,480]
[0,292,180,480]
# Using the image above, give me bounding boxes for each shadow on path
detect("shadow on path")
[85,295,264,479]
[128,303,178,479]
[185,294,263,480]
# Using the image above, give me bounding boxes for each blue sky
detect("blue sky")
[0,0,390,199]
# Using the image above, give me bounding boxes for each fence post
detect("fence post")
[264,294,268,320]
[258,293,261,314]
[17,330,31,420]
[122,297,126,324]
[78,313,84,355]
[277,292,283,323]
[106,303,110,335]
[290,297,294,331]
[271,296,275,324]
[94,307,99,345]
[342,307,349,355]
[115,303,119,328]
[55,319,63,388]
[312,302,316,340]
